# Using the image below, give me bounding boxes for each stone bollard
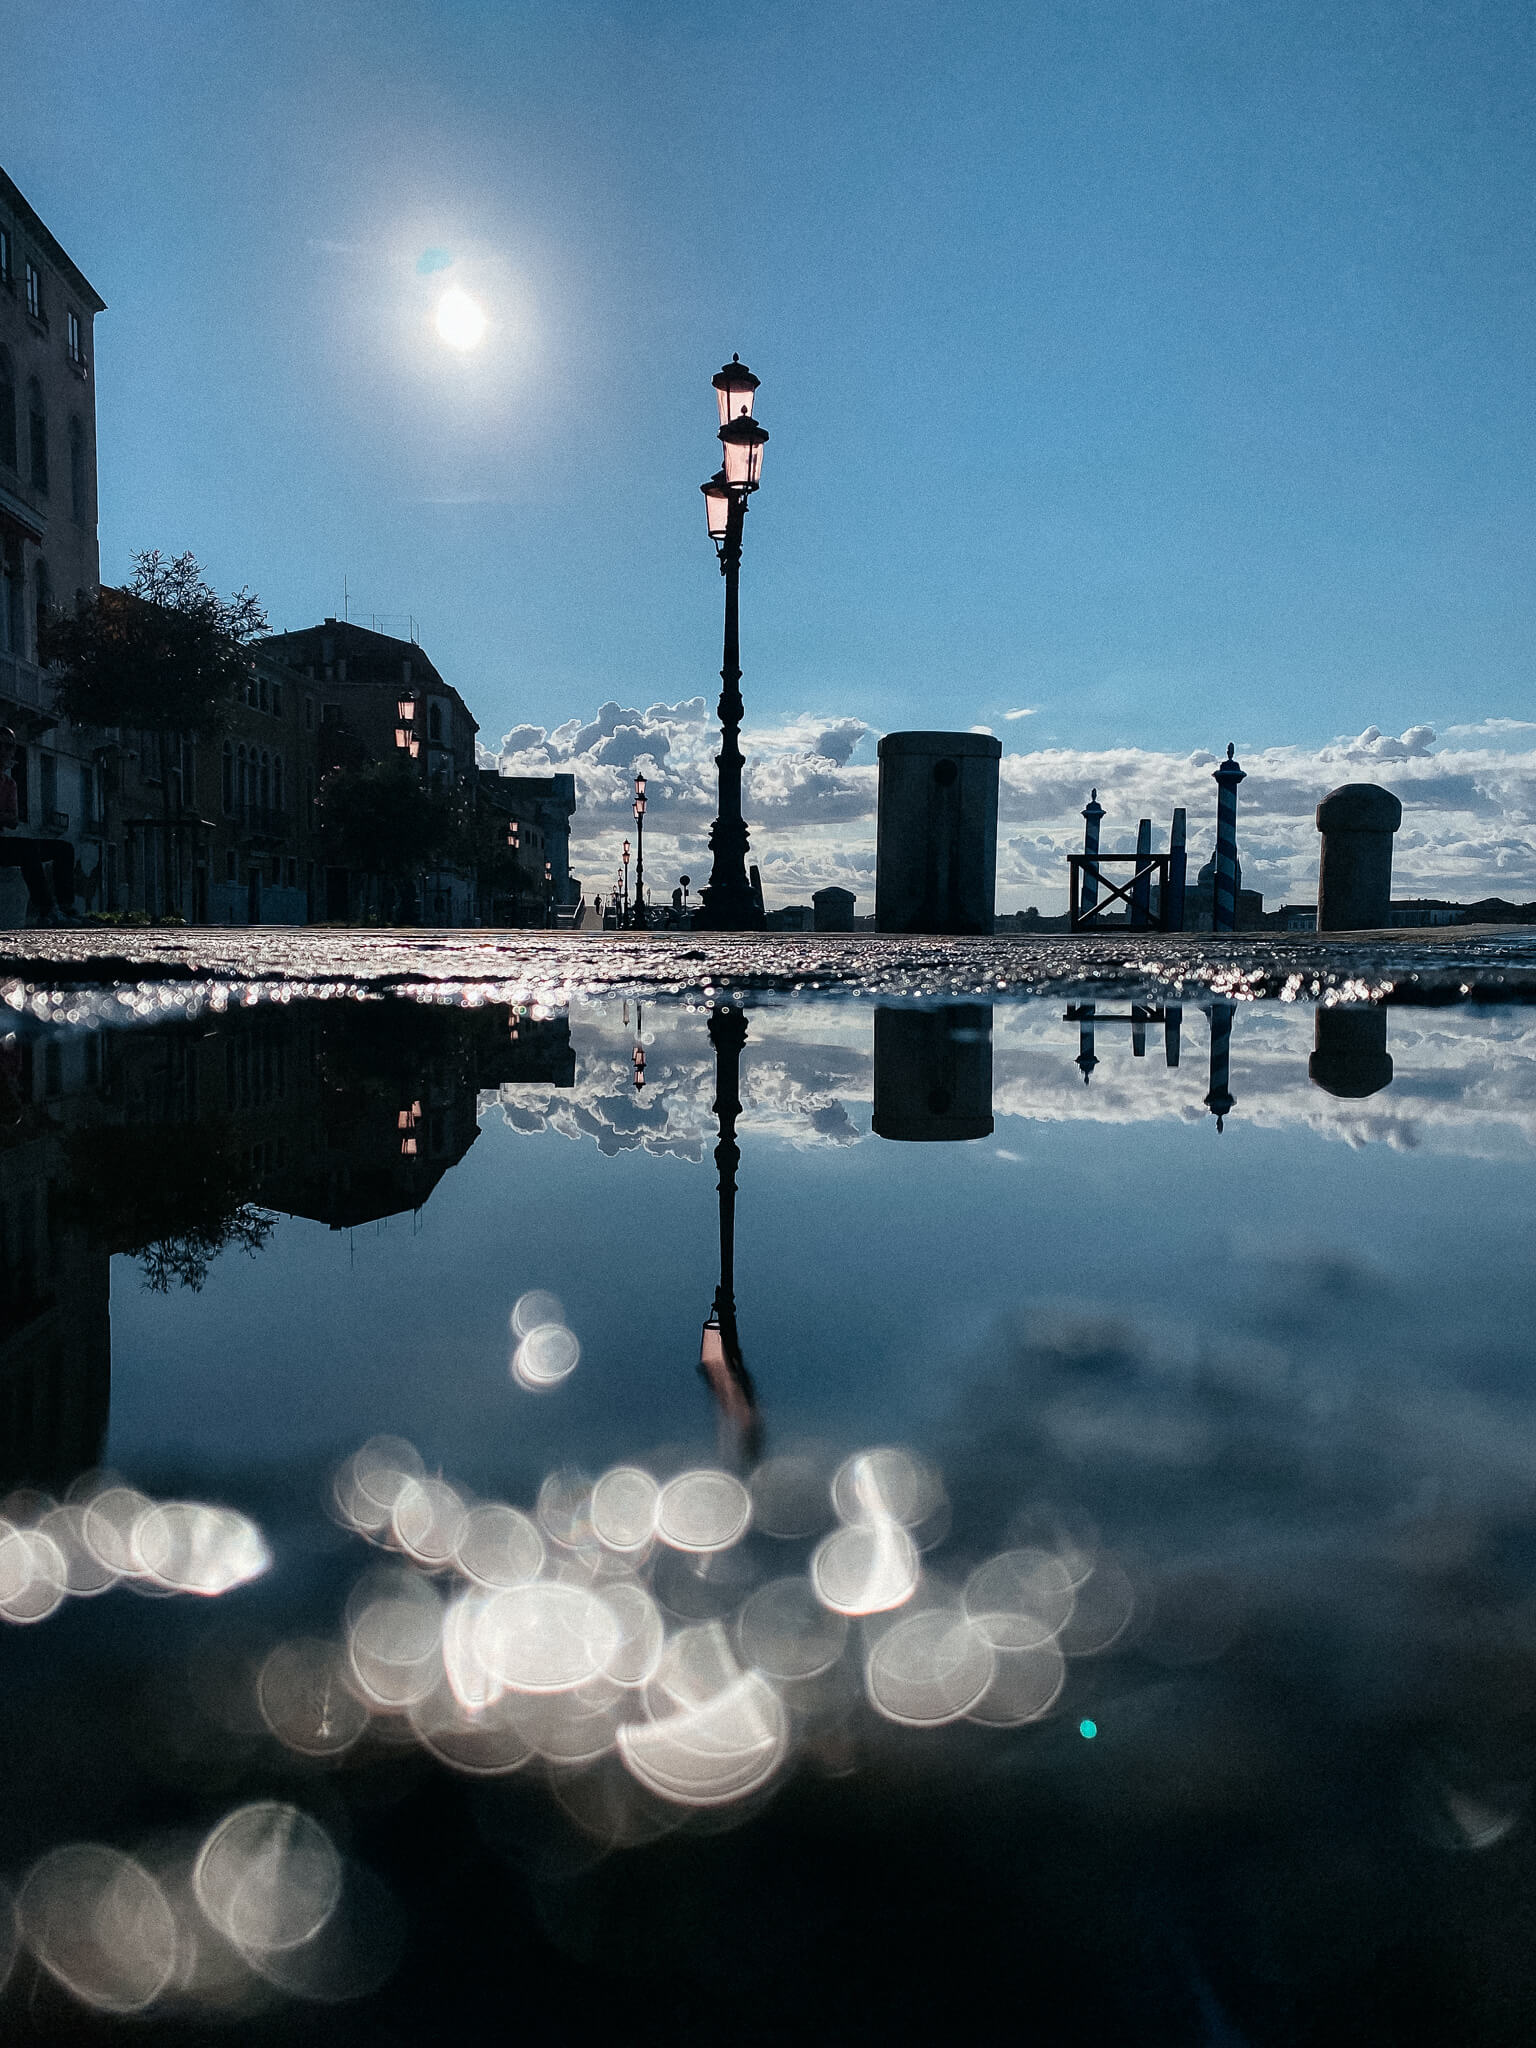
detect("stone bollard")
[1308,1007,1393,1098]
[872,1004,994,1141]
[1315,783,1402,931]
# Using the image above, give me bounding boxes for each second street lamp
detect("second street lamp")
[622,838,630,922]
[695,355,769,931]
[631,771,647,931]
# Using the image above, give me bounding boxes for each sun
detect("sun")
[435,287,487,351]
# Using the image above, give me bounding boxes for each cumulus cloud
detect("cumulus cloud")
[479,704,1536,912]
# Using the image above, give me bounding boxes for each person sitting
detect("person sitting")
[0,728,76,926]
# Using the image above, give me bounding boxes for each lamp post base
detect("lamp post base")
[693,881,764,932]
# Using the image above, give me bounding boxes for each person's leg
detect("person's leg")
[0,838,55,916]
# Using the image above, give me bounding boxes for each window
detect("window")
[273,757,283,811]
[258,675,269,713]
[26,379,46,492]
[221,741,234,814]
[304,694,314,731]
[67,310,83,366]
[24,260,41,322]
[271,679,282,717]
[226,851,237,883]
[259,751,270,809]
[286,858,297,888]
[0,227,11,286]
[40,752,56,821]
[68,417,86,521]
[0,348,15,471]
[237,745,248,811]
[79,760,98,831]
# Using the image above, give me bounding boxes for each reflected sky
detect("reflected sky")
[3,988,1536,2039]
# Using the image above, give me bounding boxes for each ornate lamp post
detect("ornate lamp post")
[695,356,769,931]
[622,838,630,922]
[631,771,648,930]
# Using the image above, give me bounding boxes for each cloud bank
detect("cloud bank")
[482,710,1536,913]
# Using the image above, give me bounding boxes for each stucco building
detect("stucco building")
[0,166,107,925]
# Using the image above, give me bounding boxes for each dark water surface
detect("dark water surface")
[2,979,1536,2043]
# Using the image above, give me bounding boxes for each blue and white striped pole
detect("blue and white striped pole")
[1081,788,1105,917]
[1211,744,1246,934]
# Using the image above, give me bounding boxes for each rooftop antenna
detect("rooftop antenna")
[343,573,349,622]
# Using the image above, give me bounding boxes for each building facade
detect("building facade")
[0,166,107,926]
[260,619,481,925]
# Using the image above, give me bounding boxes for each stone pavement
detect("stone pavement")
[1,923,1533,1007]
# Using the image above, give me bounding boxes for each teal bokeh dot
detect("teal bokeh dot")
[1079,1718,1097,1739]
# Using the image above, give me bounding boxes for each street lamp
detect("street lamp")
[695,355,769,931]
[631,771,648,931]
[622,838,630,922]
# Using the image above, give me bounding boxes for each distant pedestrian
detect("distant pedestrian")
[0,728,75,925]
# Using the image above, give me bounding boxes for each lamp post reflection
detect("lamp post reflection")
[700,1003,760,1462]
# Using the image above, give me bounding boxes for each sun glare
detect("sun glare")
[435,287,487,351]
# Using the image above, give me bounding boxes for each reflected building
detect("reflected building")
[871,1005,994,1142]
[0,1027,111,1488]
[0,998,571,1486]
[1309,1007,1393,1099]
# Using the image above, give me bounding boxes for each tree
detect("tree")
[316,757,461,921]
[61,1120,276,1293]
[41,550,267,912]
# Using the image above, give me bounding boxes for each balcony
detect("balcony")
[0,651,51,716]
[232,805,288,842]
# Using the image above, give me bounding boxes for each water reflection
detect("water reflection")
[0,984,1533,2038]
[1309,1004,1394,1098]
[699,1004,759,1462]
[872,1003,993,1141]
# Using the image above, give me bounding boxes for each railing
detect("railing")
[0,651,50,713]
[1068,852,1174,932]
[233,805,288,840]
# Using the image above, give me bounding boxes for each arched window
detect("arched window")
[68,418,86,523]
[222,741,234,815]
[33,558,50,662]
[0,348,15,471]
[429,702,443,742]
[259,751,270,808]
[273,756,283,811]
[238,745,249,812]
[25,379,46,493]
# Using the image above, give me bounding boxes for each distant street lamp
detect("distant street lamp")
[621,838,630,922]
[695,355,769,931]
[631,771,648,931]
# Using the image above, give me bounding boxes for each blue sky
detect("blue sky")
[8,1,1536,903]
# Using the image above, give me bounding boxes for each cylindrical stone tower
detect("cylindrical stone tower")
[1080,788,1105,916]
[1315,784,1402,932]
[1212,744,1246,935]
[875,732,1001,934]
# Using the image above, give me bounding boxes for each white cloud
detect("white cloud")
[479,705,1536,912]
[1004,707,1040,721]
